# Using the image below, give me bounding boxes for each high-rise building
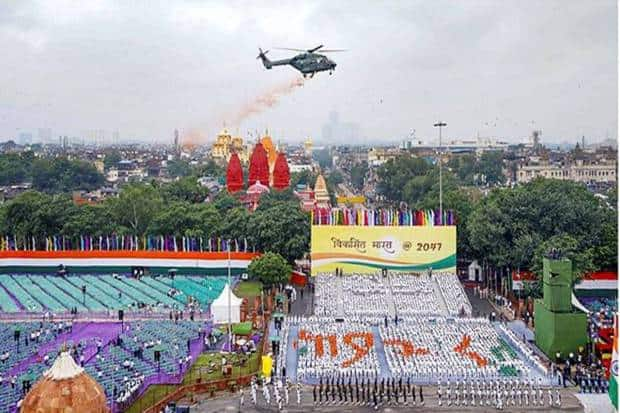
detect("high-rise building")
[38,128,52,143]
[17,132,33,145]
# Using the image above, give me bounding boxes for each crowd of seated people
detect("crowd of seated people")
[434,272,473,316]
[390,272,443,316]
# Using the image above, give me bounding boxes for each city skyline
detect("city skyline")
[0,0,617,144]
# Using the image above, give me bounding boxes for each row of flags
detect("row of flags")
[311,207,456,226]
[0,235,252,252]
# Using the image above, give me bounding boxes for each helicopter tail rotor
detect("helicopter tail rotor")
[257,47,272,69]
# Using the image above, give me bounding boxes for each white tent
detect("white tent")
[211,283,243,324]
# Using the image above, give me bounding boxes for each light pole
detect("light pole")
[227,239,232,353]
[433,121,447,222]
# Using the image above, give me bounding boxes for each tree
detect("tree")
[606,184,617,208]
[219,207,250,241]
[62,204,118,238]
[447,154,476,185]
[211,192,242,211]
[0,191,76,239]
[249,200,310,263]
[291,170,317,188]
[477,151,506,185]
[106,184,163,235]
[195,159,225,178]
[192,204,223,238]
[350,161,368,191]
[160,177,209,203]
[31,158,104,193]
[530,234,596,281]
[404,168,460,207]
[418,185,479,260]
[466,178,617,283]
[325,170,343,205]
[103,150,122,170]
[248,252,292,287]
[146,202,199,236]
[0,153,32,185]
[167,160,193,178]
[312,148,332,169]
[376,156,431,202]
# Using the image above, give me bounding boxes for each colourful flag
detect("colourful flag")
[610,314,618,410]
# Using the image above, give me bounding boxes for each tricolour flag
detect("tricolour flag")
[610,314,618,410]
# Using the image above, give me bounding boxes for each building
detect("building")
[18,132,33,145]
[367,147,400,166]
[38,128,53,144]
[402,136,510,154]
[314,174,330,207]
[304,137,313,157]
[210,128,248,163]
[517,159,617,185]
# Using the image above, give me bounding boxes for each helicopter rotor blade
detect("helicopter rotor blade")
[318,49,347,53]
[308,44,324,53]
[274,47,307,52]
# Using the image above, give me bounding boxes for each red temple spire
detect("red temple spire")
[248,142,270,186]
[272,152,290,190]
[226,153,244,193]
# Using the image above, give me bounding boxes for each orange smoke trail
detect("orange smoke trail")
[181,128,206,148]
[180,76,305,146]
[230,76,305,126]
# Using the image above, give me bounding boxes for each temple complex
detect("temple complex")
[313,174,330,207]
[225,136,292,208]
[210,128,249,162]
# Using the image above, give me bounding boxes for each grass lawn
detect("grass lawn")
[125,384,176,413]
[127,351,261,412]
[234,280,263,298]
[182,351,261,384]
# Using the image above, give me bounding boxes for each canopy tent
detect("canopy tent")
[211,283,243,324]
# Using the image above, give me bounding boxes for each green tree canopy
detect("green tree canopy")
[31,158,104,193]
[0,153,32,185]
[290,170,317,188]
[377,156,432,203]
[61,204,118,238]
[248,252,292,287]
[106,184,163,235]
[167,160,193,178]
[103,150,122,170]
[249,200,310,263]
[350,161,369,191]
[160,177,209,203]
[466,178,617,278]
[0,191,76,238]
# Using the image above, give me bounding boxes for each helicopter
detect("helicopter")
[256,45,345,78]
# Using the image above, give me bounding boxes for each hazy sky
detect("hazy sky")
[0,0,617,145]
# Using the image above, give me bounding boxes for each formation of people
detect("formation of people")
[247,375,302,411]
[436,378,562,409]
[294,317,380,381]
[314,270,472,319]
[312,375,425,410]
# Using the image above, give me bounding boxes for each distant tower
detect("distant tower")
[581,135,585,149]
[174,129,180,152]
